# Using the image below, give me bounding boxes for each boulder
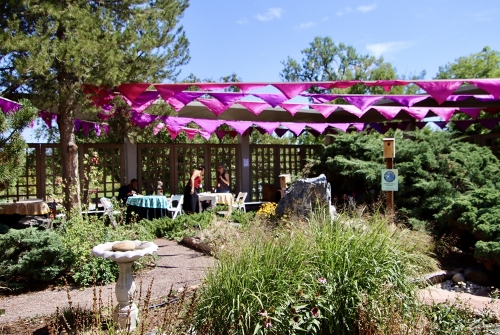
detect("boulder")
[112,241,136,252]
[275,174,336,218]
[452,273,465,283]
[464,265,491,286]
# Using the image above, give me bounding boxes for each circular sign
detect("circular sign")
[383,170,396,183]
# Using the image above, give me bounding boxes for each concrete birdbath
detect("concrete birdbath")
[92,240,158,331]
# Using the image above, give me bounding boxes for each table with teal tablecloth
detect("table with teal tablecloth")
[126,195,170,222]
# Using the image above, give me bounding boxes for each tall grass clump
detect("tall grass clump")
[193,210,435,334]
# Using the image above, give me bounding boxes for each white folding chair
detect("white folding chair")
[198,194,218,212]
[231,192,248,212]
[101,197,121,228]
[167,195,184,219]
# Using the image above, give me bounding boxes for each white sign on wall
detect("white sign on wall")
[381,169,398,191]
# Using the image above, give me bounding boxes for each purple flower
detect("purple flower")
[258,309,267,317]
[317,277,327,284]
[265,318,272,328]
[311,306,319,317]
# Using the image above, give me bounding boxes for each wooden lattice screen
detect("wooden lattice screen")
[137,144,174,196]
[249,145,321,201]
[0,145,39,201]
[209,145,239,193]
[82,144,125,204]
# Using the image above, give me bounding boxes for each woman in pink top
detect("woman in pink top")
[183,165,205,214]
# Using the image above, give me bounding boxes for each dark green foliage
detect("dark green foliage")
[0,228,68,288]
[311,130,500,226]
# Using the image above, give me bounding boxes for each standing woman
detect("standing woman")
[215,164,230,193]
[183,165,205,214]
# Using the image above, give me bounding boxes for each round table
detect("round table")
[126,196,170,222]
[0,199,50,215]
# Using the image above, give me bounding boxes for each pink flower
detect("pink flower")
[258,309,267,317]
[317,277,327,284]
[265,318,272,328]
[311,306,319,317]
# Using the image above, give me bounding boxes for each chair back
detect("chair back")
[170,195,184,209]
[100,197,113,211]
[234,192,248,204]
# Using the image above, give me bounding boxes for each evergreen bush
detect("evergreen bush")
[0,228,68,289]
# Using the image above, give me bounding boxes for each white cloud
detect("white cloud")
[298,17,328,29]
[256,8,283,21]
[236,18,248,25]
[335,7,352,16]
[366,41,414,58]
[299,21,316,29]
[357,4,377,13]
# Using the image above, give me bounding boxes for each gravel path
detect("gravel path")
[0,238,215,324]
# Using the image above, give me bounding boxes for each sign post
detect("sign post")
[382,138,396,212]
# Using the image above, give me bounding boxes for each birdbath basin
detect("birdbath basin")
[92,240,158,331]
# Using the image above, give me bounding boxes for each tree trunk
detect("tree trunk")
[58,105,81,213]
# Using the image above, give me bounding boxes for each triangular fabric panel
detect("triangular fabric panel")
[209,93,247,106]
[254,122,281,135]
[273,83,312,99]
[331,81,359,89]
[468,79,500,98]
[252,93,288,107]
[372,106,402,120]
[303,94,338,103]
[369,123,385,134]
[340,105,366,118]
[416,81,463,105]
[167,97,186,112]
[224,121,252,135]
[386,95,428,107]
[122,91,159,113]
[459,108,482,119]
[310,104,338,118]
[279,103,306,116]
[117,83,150,102]
[341,96,383,111]
[154,84,190,101]
[171,92,205,105]
[129,112,159,128]
[307,123,329,133]
[415,122,427,130]
[197,98,230,116]
[350,123,365,131]
[234,83,268,92]
[432,121,448,129]
[280,122,307,136]
[365,80,410,92]
[191,118,223,133]
[215,130,227,140]
[0,97,21,114]
[404,108,429,121]
[274,128,289,137]
[479,118,500,130]
[237,101,270,115]
[430,108,456,122]
[153,122,165,135]
[196,83,231,91]
[453,120,476,132]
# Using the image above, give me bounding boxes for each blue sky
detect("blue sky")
[23,0,500,142]
[178,0,500,82]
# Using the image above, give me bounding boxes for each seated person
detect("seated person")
[118,179,140,204]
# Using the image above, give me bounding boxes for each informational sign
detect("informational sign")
[381,169,398,191]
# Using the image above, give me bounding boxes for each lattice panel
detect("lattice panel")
[138,145,173,196]
[82,144,123,203]
[209,145,238,193]
[175,145,207,194]
[43,145,63,202]
[250,146,277,201]
[0,146,38,201]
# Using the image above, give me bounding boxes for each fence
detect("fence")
[0,143,321,203]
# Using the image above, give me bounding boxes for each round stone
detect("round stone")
[112,241,136,252]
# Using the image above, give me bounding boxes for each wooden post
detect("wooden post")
[383,138,395,213]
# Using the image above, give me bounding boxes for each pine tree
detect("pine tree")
[0,0,190,211]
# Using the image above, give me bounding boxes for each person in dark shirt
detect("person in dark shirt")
[118,179,139,204]
[215,164,230,193]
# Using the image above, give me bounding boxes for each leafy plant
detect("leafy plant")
[0,228,68,289]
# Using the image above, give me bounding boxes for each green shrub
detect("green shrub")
[193,212,431,334]
[58,212,156,286]
[0,228,68,289]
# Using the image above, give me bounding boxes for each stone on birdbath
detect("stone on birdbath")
[112,241,136,252]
